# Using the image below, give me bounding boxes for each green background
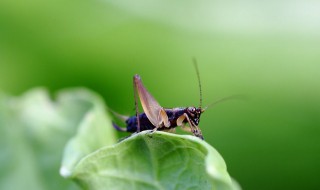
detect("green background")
[1,0,319,189]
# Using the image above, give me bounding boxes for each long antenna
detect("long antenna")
[203,95,247,110]
[193,58,202,108]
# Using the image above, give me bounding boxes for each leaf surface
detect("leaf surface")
[70,131,240,190]
[0,88,115,190]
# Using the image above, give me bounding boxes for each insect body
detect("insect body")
[113,107,204,138]
[112,62,205,139]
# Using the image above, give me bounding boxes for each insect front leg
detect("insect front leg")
[176,114,191,132]
[180,124,192,133]
[179,113,203,140]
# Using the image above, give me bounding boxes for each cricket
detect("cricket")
[111,60,231,140]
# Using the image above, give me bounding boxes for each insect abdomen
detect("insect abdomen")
[125,108,186,132]
[126,113,155,132]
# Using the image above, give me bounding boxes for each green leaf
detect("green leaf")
[0,88,115,190]
[70,131,240,190]
[0,87,239,190]
[60,90,116,177]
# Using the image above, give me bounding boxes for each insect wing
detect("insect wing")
[133,75,165,127]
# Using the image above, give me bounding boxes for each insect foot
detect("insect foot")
[146,129,155,138]
[192,128,204,140]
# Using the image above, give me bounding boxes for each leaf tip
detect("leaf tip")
[60,166,72,178]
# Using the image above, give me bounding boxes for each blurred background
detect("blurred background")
[1,0,320,189]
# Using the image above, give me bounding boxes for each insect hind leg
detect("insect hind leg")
[112,122,127,132]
